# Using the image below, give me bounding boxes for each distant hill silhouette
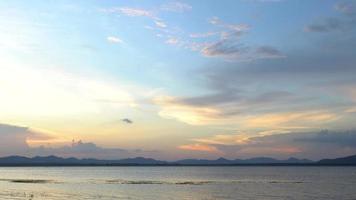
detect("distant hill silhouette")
[0,155,313,166]
[173,157,312,165]
[317,155,356,165]
[0,154,355,166]
[0,156,167,166]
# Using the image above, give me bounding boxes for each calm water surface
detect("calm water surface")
[0,166,355,200]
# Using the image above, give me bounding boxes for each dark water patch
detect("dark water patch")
[103,179,306,185]
[268,180,305,184]
[175,181,213,185]
[104,179,215,185]
[0,179,59,184]
[106,179,165,184]
[229,180,306,184]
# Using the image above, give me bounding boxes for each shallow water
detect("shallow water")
[0,166,355,200]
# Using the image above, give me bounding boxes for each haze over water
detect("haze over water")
[0,166,355,200]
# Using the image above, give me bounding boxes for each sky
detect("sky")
[1,0,356,161]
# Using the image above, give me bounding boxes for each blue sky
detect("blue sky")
[0,0,356,160]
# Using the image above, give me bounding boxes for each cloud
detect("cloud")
[345,107,356,113]
[153,23,356,126]
[0,123,57,156]
[161,1,192,13]
[335,2,356,16]
[193,134,251,145]
[195,17,283,61]
[154,95,222,125]
[255,46,285,58]
[0,123,157,159]
[208,17,250,33]
[200,42,284,60]
[110,7,156,18]
[179,143,218,152]
[194,25,356,105]
[154,20,167,28]
[0,123,30,155]
[201,40,249,59]
[104,6,280,62]
[208,16,220,25]
[122,118,133,124]
[154,92,339,129]
[242,111,338,129]
[208,17,249,40]
[189,32,218,38]
[295,130,356,147]
[305,18,348,33]
[175,89,242,107]
[30,140,128,159]
[165,37,179,45]
[107,36,123,44]
[305,2,356,33]
[180,130,356,159]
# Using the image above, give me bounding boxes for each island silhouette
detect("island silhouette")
[0,154,354,166]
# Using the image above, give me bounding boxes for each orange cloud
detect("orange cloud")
[178,143,218,152]
[193,134,251,145]
[154,94,340,131]
[243,111,338,129]
[154,95,221,125]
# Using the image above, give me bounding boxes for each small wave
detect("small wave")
[229,180,306,184]
[0,179,59,184]
[268,180,305,184]
[106,180,165,184]
[103,179,306,185]
[105,179,215,185]
[175,181,213,185]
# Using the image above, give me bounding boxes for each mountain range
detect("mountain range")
[0,154,355,166]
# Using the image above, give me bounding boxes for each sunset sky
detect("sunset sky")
[1,0,356,160]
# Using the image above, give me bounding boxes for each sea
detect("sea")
[0,166,355,200]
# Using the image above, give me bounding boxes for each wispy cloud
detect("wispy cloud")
[201,40,249,59]
[107,36,123,44]
[109,7,156,18]
[160,1,192,13]
[200,41,284,61]
[189,32,218,38]
[305,18,348,33]
[335,2,356,16]
[305,2,356,33]
[180,130,356,159]
[165,37,179,45]
[154,95,221,125]
[255,46,285,58]
[197,17,283,61]
[154,92,340,129]
[154,20,167,28]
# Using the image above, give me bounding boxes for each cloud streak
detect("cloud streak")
[193,17,284,61]
[305,2,356,33]
[180,130,356,159]
[160,1,192,13]
[116,7,156,18]
[107,36,123,44]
